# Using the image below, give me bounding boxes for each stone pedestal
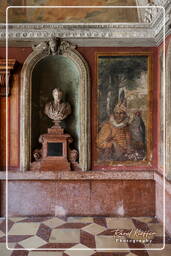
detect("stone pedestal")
[30,126,72,171]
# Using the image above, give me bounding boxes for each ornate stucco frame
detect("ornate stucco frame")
[20,43,90,171]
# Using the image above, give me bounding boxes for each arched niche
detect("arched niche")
[20,40,90,171]
[166,40,171,180]
[31,55,80,157]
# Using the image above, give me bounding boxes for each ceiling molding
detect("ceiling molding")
[0,1,170,47]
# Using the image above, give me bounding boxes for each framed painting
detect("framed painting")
[92,52,153,169]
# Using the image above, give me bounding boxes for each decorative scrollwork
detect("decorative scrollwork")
[32,37,76,56]
[33,149,42,161]
[32,41,49,53]
[69,149,79,163]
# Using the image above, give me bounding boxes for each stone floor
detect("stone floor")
[0,217,171,256]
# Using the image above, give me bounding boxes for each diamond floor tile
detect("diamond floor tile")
[67,217,94,223]
[18,236,47,249]
[0,230,5,238]
[64,243,96,256]
[95,235,130,251]
[106,218,136,230]
[43,218,65,229]
[28,252,63,256]
[0,243,17,256]
[147,244,171,256]
[49,229,80,243]
[82,223,106,235]
[8,223,40,236]
[10,218,28,223]
[132,217,153,224]
[147,223,164,237]
[0,216,169,255]
[127,253,139,256]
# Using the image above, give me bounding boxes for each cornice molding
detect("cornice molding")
[0,1,170,47]
[0,22,156,47]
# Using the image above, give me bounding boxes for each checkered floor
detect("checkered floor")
[0,217,171,256]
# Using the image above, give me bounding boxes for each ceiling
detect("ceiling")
[0,0,139,23]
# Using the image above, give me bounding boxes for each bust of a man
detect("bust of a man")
[44,88,71,127]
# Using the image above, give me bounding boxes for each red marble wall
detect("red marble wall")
[155,173,164,224]
[0,69,21,170]
[0,46,160,171]
[0,97,6,169]
[0,179,155,217]
[165,189,171,235]
[0,47,32,170]
[0,45,159,217]
[155,34,171,234]
[155,173,171,235]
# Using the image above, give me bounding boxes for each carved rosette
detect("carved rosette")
[0,59,18,96]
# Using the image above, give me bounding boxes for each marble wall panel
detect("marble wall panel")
[0,97,6,169]
[1,180,155,217]
[155,173,171,235]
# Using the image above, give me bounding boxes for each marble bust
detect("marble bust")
[44,88,71,127]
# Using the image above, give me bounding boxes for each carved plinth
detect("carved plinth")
[30,127,73,171]
[48,126,64,135]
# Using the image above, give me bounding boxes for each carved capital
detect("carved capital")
[0,59,18,97]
